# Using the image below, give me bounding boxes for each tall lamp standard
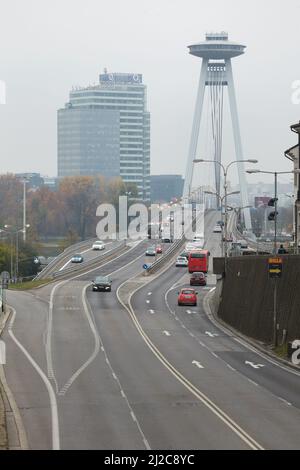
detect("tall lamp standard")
[194,158,257,229]
[247,169,300,254]
[194,158,257,271]
[3,225,30,281]
[205,190,240,258]
[19,178,29,243]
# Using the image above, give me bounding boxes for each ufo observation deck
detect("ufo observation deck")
[188,32,246,60]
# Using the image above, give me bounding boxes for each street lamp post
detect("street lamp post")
[20,179,29,243]
[3,225,30,281]
[247,168,300,348]
[247,169,300,254]
[205,190,240,259]
[195,159,257,272]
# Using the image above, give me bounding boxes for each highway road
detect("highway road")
[2,211,300,449]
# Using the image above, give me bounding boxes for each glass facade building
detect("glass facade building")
[57,72,150,200]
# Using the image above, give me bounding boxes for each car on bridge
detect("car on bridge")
[92,240,106,251]
[190,272,207,287]
[177,289,198,307]
[176,256,189,268]
[71,254,84,264]
[92,276,112,292]
[145,247,156,257]
[161,237,173,244]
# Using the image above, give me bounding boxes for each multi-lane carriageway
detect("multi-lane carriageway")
[2,211,300,450]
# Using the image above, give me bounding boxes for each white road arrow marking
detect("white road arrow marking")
[186,310,192,315]
[163,331,171,337]
[149,310,155,315]
[245,361,265,370]
[205,331,219,338]
[148,293,152,296]
[192,361,204,369]
[0,340,6,365]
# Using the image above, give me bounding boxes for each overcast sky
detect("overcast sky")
[0,0,300,186]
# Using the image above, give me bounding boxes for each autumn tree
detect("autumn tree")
[59,176,106,240]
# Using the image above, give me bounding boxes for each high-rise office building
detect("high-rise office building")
[58,72,150,200]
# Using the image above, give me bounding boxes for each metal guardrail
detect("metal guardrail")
[144,236,187,275]
[49,240,127,281]
[35,237,99,280]
[145,210,210,275]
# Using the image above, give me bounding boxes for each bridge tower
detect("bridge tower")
[183,32,252,231]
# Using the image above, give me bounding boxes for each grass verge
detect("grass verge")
[8,279,52,291]
[274,342,288,359]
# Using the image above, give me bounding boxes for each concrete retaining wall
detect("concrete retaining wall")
[216,255,300,344]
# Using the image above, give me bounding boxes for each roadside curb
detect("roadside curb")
[0,309,10,450]
[203,287,300,374]
[0,309,11,337]
[0,308,29,450]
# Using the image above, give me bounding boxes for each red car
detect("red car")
[156,245,163,254]
[190,272,207,287]
[178,289,198,307]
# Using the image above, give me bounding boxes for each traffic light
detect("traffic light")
[268,211,279,222]
[268,198,278,207]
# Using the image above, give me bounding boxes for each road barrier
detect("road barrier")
[49,240,127,281]
[144,237,187,276]
[35,238,98,280]
[144,210,209,276]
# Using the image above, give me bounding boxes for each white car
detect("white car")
[213,226,222,234]
[92,240,106,251]
[176,257,189,268]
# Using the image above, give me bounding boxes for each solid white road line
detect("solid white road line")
[7,239,146,450]
[59,242,113,271]
[117,280,264,450]
[0,365,29,450]
[8,308,60,450]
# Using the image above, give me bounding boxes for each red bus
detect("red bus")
[188,250,210,274]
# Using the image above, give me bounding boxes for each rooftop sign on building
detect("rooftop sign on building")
[99,73,143,85]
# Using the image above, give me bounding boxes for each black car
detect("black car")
[190,272,207,287]
[162,238,173,244]
[92,276,112,292]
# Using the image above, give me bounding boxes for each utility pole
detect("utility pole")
[224,172,229,268]
[23,179,28,243]
[10,232,14,281]
[274,172,278,255]
[273,278,278,348]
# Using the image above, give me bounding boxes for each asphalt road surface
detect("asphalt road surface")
[2,212,300,449]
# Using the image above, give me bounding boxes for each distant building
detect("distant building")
[58,72,150,200]
[151,175,184,203]
[15,173,58,192]
[43,177,58,191]
[15,173,44,189]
